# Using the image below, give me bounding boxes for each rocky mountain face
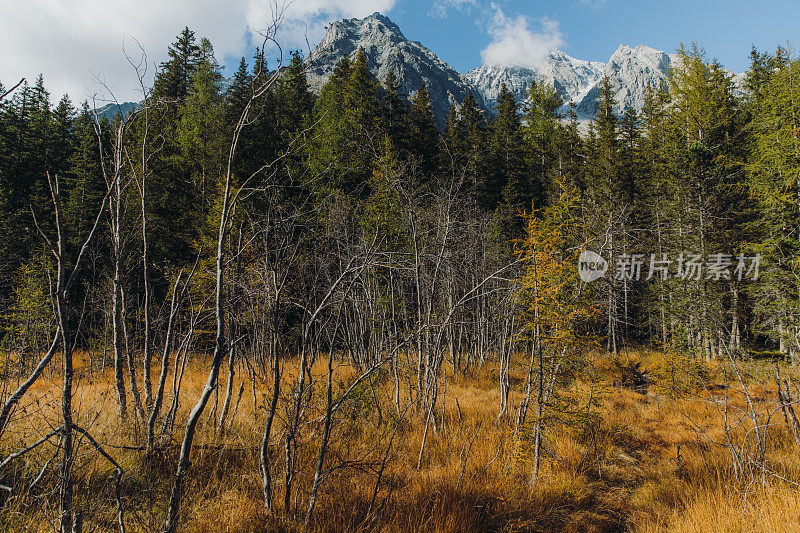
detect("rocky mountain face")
[466,44,679,119]
[305,13,708,123]
[93,101,140,122]
[108,13,741,127]
[305,12,485,125]
[575,44,676,117]
[464,51,605,114]
[101,13,744,126]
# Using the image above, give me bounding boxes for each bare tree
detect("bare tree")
[161,7,288,530]
[31,171,114,532]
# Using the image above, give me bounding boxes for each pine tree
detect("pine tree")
[345,48,380,133]
[310,56,351,195]
[440,104,462,175]
[490,84,526,230]
[63,102,104,244]
[226,57,252,124]
[153,27,202,103]
[50,95,75,178]
[668,43,748,359]
[553,102,584,193]
[405,82,439,178]
[273,52,315,196]
[342,48,381,195]
[275,53,315,138]
[523,79,562,209]
[747,49,800,361]
[381,71,407,148]
[178,37,224,204]
[459,90,488,203]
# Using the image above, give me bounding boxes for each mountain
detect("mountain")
[466,44,679,119]
[97,14,743,129]
[305,12,485,124]
[464,51,605,113]
[575,44,676,117]
[93,101,140,122]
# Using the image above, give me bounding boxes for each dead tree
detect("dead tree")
[93,94,148,422]
[31,171,114,532]
[0,78,24,100]
[161,7,287,530]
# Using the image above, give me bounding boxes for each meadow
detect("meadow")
[3,349,799,532]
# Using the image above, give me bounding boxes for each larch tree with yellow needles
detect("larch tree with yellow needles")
[515,178,600,486]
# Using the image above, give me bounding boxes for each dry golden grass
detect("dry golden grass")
[2,349,800,532]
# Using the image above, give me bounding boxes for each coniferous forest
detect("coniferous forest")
[4,20,800,533]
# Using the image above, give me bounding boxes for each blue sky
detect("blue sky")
[1,0,798,103]
[383,0,800,74]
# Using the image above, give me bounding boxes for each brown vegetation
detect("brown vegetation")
[3,349,799,532]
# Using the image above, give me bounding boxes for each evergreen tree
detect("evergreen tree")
[459,90,488,203]
[381,71,407,148]
[523,79,562,209]
[747,49,800,361]
[50,95,76,178]
[440,104,462,175]
[490,84,526,229]
[63,102,105,244]
[667,43,748,359]
[225,57,252,125]
[153,27,202,103]
[178,37,224,210]
[273,52,315,196]
[405,82,439,178]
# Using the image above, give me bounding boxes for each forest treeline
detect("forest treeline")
[2,24,800,530]
[2,30,799,364]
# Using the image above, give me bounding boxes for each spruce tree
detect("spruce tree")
[405,82,439,178]
[490,84,525,229]
[178,37,224,213]
[153,27,202,103]
[381,71,407,148]
[747,49,800,361]
[459,90,488,203]
[523,79,562,209]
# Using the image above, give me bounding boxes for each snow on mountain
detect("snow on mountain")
[466,44,680,119]
[305,12,486,124]
[575,44,676,117]
[301,13,744,125]
[90,14,747,131]
[463,50,605,113]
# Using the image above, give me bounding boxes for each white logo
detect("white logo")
[578,250,608,283]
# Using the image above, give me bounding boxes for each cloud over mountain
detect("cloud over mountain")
[0,0,396,103]
[480,5,564,69]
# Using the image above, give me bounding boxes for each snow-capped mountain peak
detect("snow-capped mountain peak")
[574,44,676,117]
[465,42,684,119]
[463,50,605,113]
[305,12,485,125]
[301,13,738,124]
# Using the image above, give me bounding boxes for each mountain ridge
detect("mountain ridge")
[305,12,485,125]
[97,13,743,126]
[306,13,735,122]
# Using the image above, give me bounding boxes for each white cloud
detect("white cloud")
[480,4,564,68]
[248,0,396,56]
[0,0,396,104]
[429,0,479,18]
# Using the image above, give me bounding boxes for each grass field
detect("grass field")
[2,349,800,532]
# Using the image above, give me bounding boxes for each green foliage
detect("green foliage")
[2,254,52,361]
[362,135,407,250]
[516,179,599,352]
[153,26,202,103]
[2,31,800,368]
[405,82,438,177]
